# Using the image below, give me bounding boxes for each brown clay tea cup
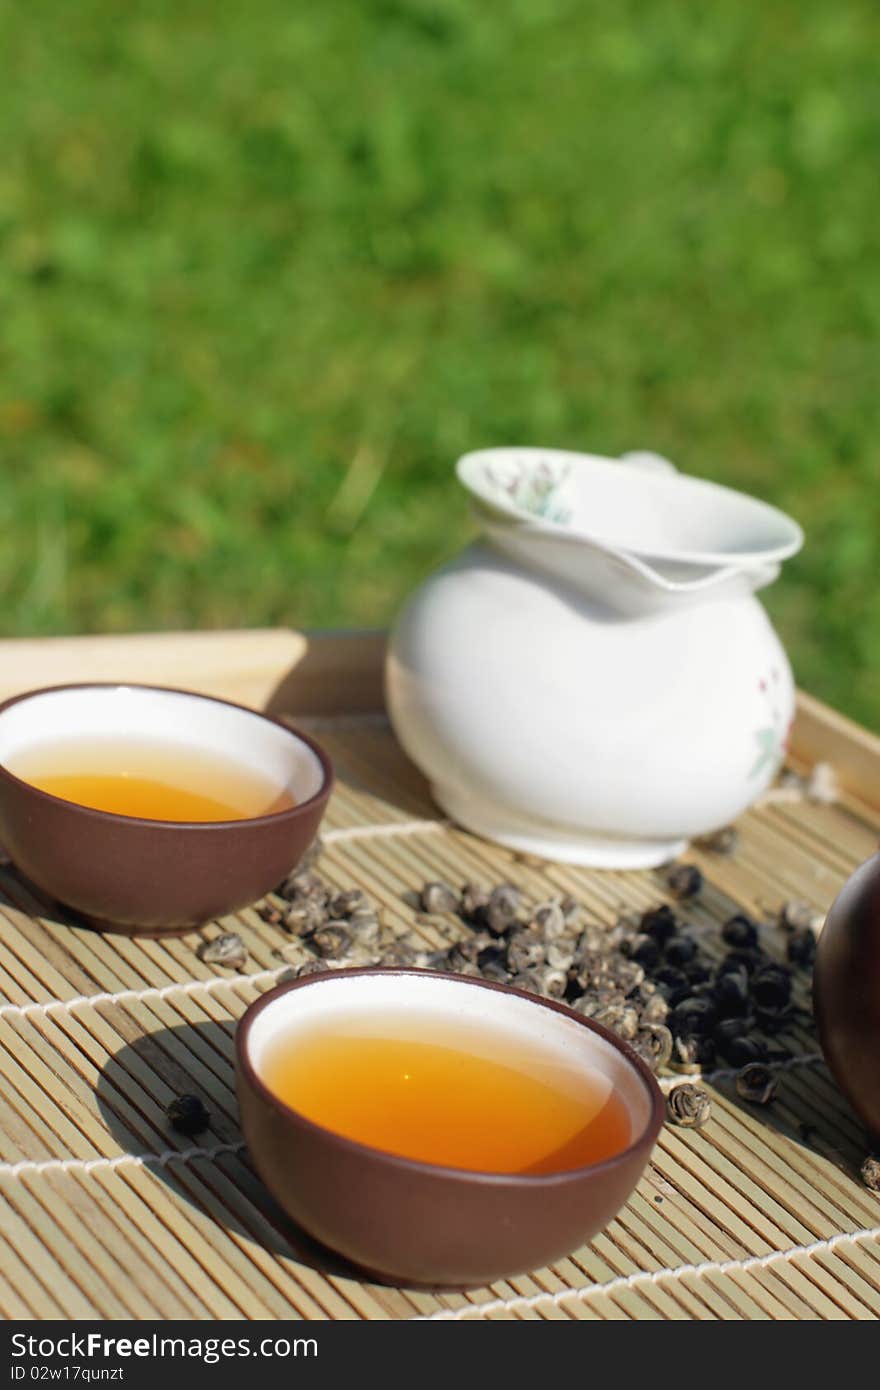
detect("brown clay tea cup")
[0,683,333,935]
[236,969,664,1287]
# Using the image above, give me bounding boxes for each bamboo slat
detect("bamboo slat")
[0,628,877,1320]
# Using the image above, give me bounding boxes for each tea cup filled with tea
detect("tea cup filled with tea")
[236,968,664,1286]
[0,683,333,934]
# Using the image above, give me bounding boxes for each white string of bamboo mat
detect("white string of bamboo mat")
[0,1141,245,1180]
[420,1222,880,1320]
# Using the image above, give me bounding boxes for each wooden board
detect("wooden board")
[0,628,877,1321]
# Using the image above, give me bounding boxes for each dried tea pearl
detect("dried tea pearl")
[640,905,679,945]
[167,1094,210,1136]
[666,863,703,900]
[607,958,645,995]
[641,991,670,1025]
[778,900,823,934]
[787,928,816,968]
[454,930,493,963]
[860,1157,880,1193]
[297,836,324,870]
[594,1002,640,1040]
[344,946,382,968]
[507,936,545,974]
[479,960,510,983]
[311,923,352,959]
[328,888,367,917]
[722,914,759,949]
[380,943,419,968]
[663,934,698,968]
[545,940,574,971]
[282,871,327,903]
[411,948,449,971]
[508,970,541,995]
[532,901,566,940]
[751,964,792,1009]
[634,1023,673,1071]
[560,895,582,924]
[672,1036,716,1071]
[295,959,330,978]
[460,883,489,922]
[485,884,521,935]
[539,967,568,999]
[420,881,460,915]
[197,933,247,971]
[283,899,326,936]
[257,903,284,926]
[696,825,738,855]
[735,1063,778,1105]
[348,908,381,944]
[666,1084,711,1129]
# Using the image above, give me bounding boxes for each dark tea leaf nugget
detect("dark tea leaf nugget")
[666,1084,711,1129]
[713,1015,751,1060]
[721,913,759,949]
[419,881,460,915]
[786,928,817,968]
[652,966,691,1005]
[718,947,764,976]
[860,1156,880,1193]
[621,933,661,970]
[670,996,717,1038]
[640,905,679,945]
[735,1063,778,1105]
[725,1035,769,1067]
[683,960,712,985]
[666,863,703,900]
[664,934,698,968]
[197,932,247,971]
[167,1094,210,1137]
[751,964,792,1009]
[712,967,750,1017]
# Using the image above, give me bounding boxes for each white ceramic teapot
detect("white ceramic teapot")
[386,448,804,869]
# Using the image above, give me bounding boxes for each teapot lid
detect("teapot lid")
[456,447,803,569]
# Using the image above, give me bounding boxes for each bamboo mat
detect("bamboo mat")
[1,712,879,1320]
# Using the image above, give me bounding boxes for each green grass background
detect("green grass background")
[1,1,878,729]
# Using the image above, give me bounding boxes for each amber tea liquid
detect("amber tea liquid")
[10,737,295,822]
[262,1015,632,1174]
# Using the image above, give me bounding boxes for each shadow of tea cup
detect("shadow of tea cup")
[236,968,665,1288]
[0,682,333,935]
